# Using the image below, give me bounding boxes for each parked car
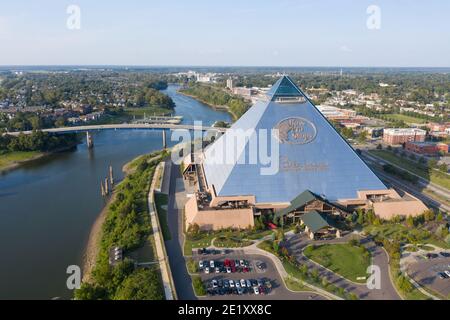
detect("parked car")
[253,287,259,295]
[224,280,230,288]
[256,262,265,270]
[444,270,450,277]
[240,260,245,267]
[210,260,215,268]
[229,280,235,288]
[438,272,447,279]
[235,281,241,289]
[211,280,218,288]
[440,252,450,258]
[250,279,258,287]
[215,267,220,273]
[198,260,204,269]
[240,279,246,288]
[226,267,231,273]
[246,279,252,288]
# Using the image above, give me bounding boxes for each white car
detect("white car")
[215,267,220,273]
[253,287,259,295]
[240,279,246,287]
[240,260,245,267]
[198,260,204,269]
[229,280,235,288]
[226,267,231,273]
[235,281,241,288]
[204,267,210,274]
[445,270,450,277]
[211,280,218,288]
[210,260,215,268]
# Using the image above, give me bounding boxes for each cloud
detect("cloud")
[339,45,352,52]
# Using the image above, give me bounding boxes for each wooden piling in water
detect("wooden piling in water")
[104,178,109,195]
[109,165,114,185]
[101,180,105,196]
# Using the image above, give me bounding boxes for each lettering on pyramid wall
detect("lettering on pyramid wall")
[274,117,317,144]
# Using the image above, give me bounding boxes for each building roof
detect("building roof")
[276,190,319,217]
[300,211,333,233]
[202,75,387,203]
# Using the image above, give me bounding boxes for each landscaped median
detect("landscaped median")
[183,227,273,256]
[303,242,371,283]
[257,240,357,300]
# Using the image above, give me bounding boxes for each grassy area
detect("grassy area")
[154,193,171,241]
[385,114,427,124]
[186,258,199,274]
[369,150,450,190]
[0,151,42,171]
[284,277,310,292]
[183,233,215,256]
[183,228,273,256]
[257,241,357,300]
[122,106,173,118]
[213,236,253,248]
[191,275,207,296]
[304,243,371,283]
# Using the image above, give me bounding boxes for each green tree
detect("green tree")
[114,269,164,300]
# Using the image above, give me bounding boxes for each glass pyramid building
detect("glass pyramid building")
[201,75,388,204]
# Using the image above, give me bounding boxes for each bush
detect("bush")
[114,268,164,300]
[192,276,206,296]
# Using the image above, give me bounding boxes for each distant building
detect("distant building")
[383,128,426,145]
[405,141,448,155]
[317,105,356,120]
[364,127,384,138]
[226,78,234,90]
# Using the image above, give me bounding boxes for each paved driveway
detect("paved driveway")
[406,257,450,297]
[196,253,326,300]
[165,164,197,300]
[285,233,401,300]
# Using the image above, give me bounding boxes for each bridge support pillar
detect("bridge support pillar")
[162,130,167,149]
[86,131,94,149]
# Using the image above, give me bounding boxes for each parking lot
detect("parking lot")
[406,254,450,297]
[193,250,326,300]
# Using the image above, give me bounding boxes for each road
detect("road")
[5,123,226,136]
[164,163,197,300]
[361,152,450,213]
[285,233,402,300]
[362,150,450,200]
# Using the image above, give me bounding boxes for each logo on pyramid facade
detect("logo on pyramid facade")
[274,117,317,144]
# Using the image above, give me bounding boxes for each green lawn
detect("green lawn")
[0,151,42,171]
[213,236,253,248]
[154,193,171,241]
[304,243,371,283]
[369,150,450,190]
[385,114,427,124]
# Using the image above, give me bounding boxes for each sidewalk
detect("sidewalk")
[148,162,177,300]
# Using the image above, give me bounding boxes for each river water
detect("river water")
[0,85,231,299]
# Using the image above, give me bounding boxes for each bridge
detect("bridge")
[5,123,227,149]
[5,123,227,136]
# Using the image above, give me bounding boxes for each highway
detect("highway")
[361,153,450,213]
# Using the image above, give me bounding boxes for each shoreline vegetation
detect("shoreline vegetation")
[0,132,79,173]
[75,149,169,300]
[178,84,249,121]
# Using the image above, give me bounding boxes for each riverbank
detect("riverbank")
[0,144,78,174]
[82,192,116,283]
[0,151,44,173]
[177,90,238,121]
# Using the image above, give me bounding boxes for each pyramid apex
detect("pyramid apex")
[266,75,305,101]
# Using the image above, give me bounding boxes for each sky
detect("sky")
[0,0,449,67]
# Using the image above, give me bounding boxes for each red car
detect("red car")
[267,222,277,230]
[224,259,230,267]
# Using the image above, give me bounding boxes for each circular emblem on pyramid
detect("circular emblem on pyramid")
[274,117,317,144]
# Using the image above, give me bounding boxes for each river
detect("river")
[0,85,231,299]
